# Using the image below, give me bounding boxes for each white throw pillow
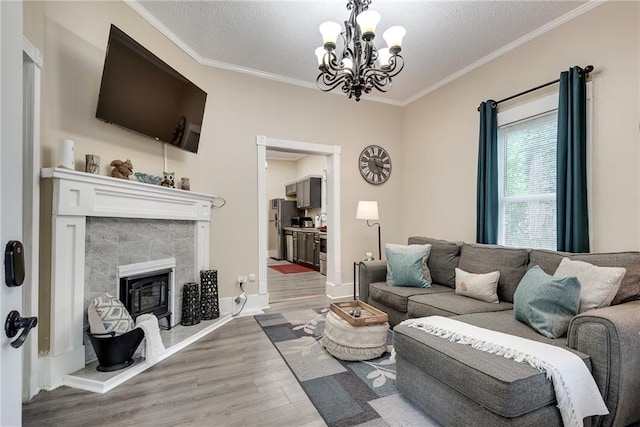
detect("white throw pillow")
[385,243,433,286]
[455,268,500,303]
[553,258,626,313]
[88,293,134,335]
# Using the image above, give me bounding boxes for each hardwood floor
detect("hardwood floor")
[22,295,345,427]
[267,259,326,303]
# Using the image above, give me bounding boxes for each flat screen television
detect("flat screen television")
[96,24,207,154]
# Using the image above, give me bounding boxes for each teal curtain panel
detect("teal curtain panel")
[557,67,589,253]
[476,100,498,244]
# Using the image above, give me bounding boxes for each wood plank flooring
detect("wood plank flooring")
[267,259,326,303]
[22,295,345,427]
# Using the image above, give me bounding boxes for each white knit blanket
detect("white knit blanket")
[135,314,166,364]
[401,316,608,427]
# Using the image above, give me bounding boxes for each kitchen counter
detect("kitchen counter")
[283,226,326,235]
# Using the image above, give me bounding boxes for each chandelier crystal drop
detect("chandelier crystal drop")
[315,0,406,102]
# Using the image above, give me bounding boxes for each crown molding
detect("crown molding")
[126,0,605,108]
[401,0,606,106]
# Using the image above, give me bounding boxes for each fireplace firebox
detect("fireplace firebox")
[119,269,172,329]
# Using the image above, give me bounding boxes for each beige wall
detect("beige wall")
[23,1,404,311]
[402,1,640,252]
[295,155,328,178]
[24,0,639,328]
[266,159,297,202]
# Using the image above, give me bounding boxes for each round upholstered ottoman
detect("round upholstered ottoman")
[321,311,389,361]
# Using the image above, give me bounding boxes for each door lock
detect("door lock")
[5,240,25,287]
[4,310,37,349]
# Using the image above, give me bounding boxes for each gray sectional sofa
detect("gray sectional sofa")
[358,236,640,427]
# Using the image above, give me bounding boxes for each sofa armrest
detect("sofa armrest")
[358,260,387,302]
[567,300,640,427]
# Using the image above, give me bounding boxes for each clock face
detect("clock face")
[358,145,392,185]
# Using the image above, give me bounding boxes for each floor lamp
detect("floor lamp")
[356,201,381,260]
[356,201,381,300]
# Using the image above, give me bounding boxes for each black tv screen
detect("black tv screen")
[96,25,207,154]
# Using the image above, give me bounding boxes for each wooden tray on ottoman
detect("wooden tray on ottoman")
[330,301,388,326]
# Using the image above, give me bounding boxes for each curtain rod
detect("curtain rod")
[478,65,594,111]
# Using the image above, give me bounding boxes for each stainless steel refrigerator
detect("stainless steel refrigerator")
[269,199,299,260]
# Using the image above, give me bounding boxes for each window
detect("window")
[496,83,592,250]
[498,110,558,250]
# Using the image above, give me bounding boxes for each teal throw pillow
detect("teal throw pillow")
[386,248,429,288]
[514,266,581,338]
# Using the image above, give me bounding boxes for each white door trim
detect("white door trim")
[256,136,345,300]
[22,36,42,402]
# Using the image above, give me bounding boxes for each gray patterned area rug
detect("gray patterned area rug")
[254,308,440,427]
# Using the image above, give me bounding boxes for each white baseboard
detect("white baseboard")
[325,281,355,299]
[219,293,269,317]
[39,346,86,391]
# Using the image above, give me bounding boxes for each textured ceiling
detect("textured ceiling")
[133,0,592,105]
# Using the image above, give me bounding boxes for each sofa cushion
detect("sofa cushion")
[514,266,581,338]
[407,292,512,318]
[394,310,591,418]
[455,268,500,303]
[458,244,529,303]
[385,243,433,286]
[408,237,461,288]
[530,249,640,305]
[386,247,429,287]
[369,282,451,313]
[554,258,625,313]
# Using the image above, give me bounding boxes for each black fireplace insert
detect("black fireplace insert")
[120,269,171,329]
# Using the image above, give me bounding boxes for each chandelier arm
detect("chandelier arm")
[385,55,405,78]
[322,51,351,75]
[317,73,349,92]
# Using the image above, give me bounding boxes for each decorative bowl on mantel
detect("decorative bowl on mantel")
[133,172,162,185]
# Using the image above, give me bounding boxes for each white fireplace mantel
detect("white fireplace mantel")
[40,167,216,221]
[39,167,217,390]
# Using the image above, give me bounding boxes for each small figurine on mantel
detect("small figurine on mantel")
[109,159,133,180]
[160,171,175,188]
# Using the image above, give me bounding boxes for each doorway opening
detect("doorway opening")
[256,136,345,305]
[266,152,327,302]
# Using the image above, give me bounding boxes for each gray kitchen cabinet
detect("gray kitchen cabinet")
[296,181,305,209]
[285,183,297,196]
[292,230,319,269]
[313,233,320,269]
[305,232,315,265]
[292,231,298,262]
[296,177,321,209]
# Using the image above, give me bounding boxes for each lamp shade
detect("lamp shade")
[383,26,406,52]
[356,201,379,220]
[319,21,342,49]
[342,57,354,75]
[377,48,392,69]
[315,46,326,68]
[356,10,381,39]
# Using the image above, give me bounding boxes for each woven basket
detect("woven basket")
[321,311,388,361]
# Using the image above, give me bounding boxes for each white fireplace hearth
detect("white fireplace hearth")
[39,168,217,391]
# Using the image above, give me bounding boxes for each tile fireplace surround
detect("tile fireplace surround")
[39,168,216,391]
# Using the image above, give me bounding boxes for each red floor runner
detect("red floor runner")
[269,264,315,274]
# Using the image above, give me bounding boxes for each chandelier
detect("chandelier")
[315,0,406,102]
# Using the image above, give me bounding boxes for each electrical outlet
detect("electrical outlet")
[242,275,248,283]
[237,275,243,284]
[249,274,256,282]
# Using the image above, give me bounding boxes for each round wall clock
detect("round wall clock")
[358,145,392,185]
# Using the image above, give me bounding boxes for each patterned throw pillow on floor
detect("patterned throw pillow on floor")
[88,293,134,335]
